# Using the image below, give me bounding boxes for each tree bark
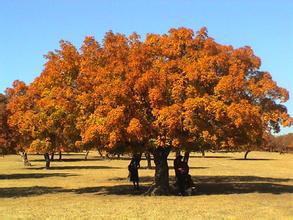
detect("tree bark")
[84,150,89,160]
[44,153,50,169]
[244,150,250,160]
[145,152,152,169]
[20,152,31,166]
[58,151,62,161]
[201,149,205,157]
[147,147,170,195]
[97,149,104,158]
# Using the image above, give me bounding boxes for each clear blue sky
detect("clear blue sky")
[0,0,292,134]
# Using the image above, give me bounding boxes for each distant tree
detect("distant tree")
[5,81,33,160]
[0,93,11,156]
[272,133,293,153]
[6,41,81,168]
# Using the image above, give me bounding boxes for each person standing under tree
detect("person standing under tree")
[128,156,140,189]
[174,155,183,184]
[177,158,187,195]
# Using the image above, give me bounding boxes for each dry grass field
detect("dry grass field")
[0,151,292,219]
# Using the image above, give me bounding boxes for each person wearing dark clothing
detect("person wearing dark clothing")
[134,154,141,168]
[128,158,140,189]
[182,160,197,195]
[181,160,189,176]
[183,151,190,163]
[173,155,187,195]
[178,157,193,195]
[174,154,196,195]
[174,155,183,180]
[177,160,188,195]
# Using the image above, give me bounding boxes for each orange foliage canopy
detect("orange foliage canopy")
[3,27,292,154]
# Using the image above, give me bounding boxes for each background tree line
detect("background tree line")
[267,133,293,153]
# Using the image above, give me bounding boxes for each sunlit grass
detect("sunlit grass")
[0,151,292,219]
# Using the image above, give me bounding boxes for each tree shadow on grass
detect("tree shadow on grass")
[0,186,69,198]
[108,176,154,182]
[194,175,292,183]
[2,175,292,198]
[27,166,121,170]
[232,158,275,161]
[0,173,77,180]
[110,174,292,183]
[102,175,293,196]
[190,175,293,195]
[196,182,293,195]
[31,158,105,162]
[73,182,293,196]
[189,155,233,159]
[75,185,149,196]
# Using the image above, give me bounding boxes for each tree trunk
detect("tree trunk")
[50,152,54,161]
[145,152,152,169]
[147,147,170,195]
[201,149,205,157]
[23,152,29,165]
[20,152,31,166]
[84,150,89,160]
[58,151,62,161]
[97,149,104,158]
[44,153,50,169]
[244,150,250,160]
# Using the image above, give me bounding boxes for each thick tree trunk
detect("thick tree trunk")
[244,150,250,160]
[44,153,50,169]
[58,151,62,161]
[145,152,152,169]
[23,152,29,165]
[84,150,89,160]
[146,147,170,195]
[201,149,205,158]
[20,152,31,166]
[50,152,54,161]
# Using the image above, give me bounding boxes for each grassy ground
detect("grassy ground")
[0,151,292,219]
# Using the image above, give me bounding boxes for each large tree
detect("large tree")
[6,27,291,193]
[75,27,291,194]
[6,41,81,167]
[6,81,33,153]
